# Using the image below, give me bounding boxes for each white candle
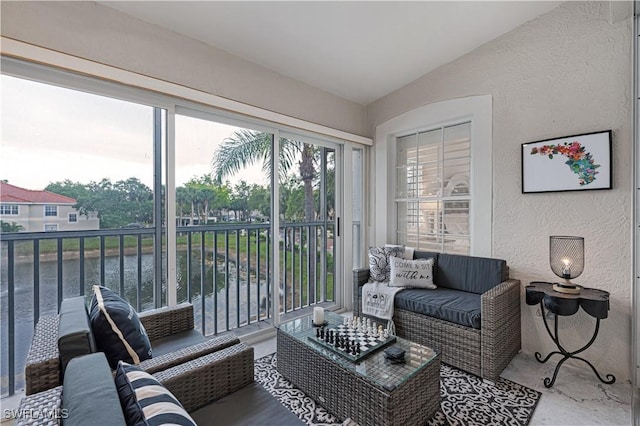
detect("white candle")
[313,307,324,325]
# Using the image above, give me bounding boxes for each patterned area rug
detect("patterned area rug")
[255,353,541,426]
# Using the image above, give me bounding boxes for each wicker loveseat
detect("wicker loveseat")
[17,346,255,426]
[354,250,521,382]
[24,297,247,396]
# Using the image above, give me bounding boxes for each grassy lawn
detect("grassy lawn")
[10,230,335,303]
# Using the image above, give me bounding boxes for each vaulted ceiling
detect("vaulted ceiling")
[102,1,563,105]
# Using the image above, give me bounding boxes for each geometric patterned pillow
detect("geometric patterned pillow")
[114,361,197,426]
[368,246,405,282]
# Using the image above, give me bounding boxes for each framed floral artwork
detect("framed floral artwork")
[521,130,612,193]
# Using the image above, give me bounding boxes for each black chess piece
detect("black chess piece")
[316,328,320,338]
[356,342,361,354]
[320,328,325,340]
[345,339,351,352]
[351,343,357,356]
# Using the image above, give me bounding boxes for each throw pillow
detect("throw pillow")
[89,285,152,369]
[115,361,196,426]
[385,244,414,260]
[368,245,405,282]
[389,256,436,289]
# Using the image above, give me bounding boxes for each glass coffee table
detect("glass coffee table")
[276,311,440,426]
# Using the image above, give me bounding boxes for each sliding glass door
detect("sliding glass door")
[175,110,341,334]
[278,134,338,315]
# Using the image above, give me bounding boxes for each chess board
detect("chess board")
[308,324,396,362]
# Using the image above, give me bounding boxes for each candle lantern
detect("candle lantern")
[549,236,584,294]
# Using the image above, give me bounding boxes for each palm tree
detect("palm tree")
[211,129,320,305]
[211,129,317,222]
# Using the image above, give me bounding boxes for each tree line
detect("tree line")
[43,174,316,230]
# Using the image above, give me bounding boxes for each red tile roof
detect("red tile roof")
[0,182,76,204]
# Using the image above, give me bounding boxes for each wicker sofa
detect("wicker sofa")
[354,250,521,382]
[24,298,246,395]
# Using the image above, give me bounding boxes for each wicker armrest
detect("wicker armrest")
[139,303,194,341]
[480,278,522,381]
[154,342,254,413]
[140,333,240,374]
[16,386,63,426]
[25,315,61,395]
[352,268,370,316]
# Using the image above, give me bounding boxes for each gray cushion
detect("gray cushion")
[151,329,207,357]
[191,382,304,425]
[413,251,440,283]
[436,253,506,294]
[395,287,482,329]
[58,296,96,374]
[62,352,127,426]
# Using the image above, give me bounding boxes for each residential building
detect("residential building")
[0,182,99,232]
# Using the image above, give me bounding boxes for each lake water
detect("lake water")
[0,253,270,395]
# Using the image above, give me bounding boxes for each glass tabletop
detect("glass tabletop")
[277,311,438,390]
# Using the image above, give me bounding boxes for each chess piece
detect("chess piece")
[356,342,361,354]
[378,325,384,338]
[316,327,321,338]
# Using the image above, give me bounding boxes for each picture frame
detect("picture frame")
[521,130,612,194]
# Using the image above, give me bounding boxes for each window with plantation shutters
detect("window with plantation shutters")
[395,121,471,255]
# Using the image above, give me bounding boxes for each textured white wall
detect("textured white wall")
[367,1,633,380]
[0,1,367,137]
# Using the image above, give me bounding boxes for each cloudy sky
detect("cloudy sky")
[1,74,267,191]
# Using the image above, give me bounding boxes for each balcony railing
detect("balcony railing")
[1,221,334,396]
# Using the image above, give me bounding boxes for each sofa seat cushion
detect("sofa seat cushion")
[436,254,506,294]
[150,329,207,357]
[58,296,96,374]
[62,352,127,426]
[191,382,304,425]
[394,287,482,329]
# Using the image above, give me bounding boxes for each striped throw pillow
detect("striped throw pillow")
[115,361,196,426]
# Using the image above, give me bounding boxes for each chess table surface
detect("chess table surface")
[310,321,397,362]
